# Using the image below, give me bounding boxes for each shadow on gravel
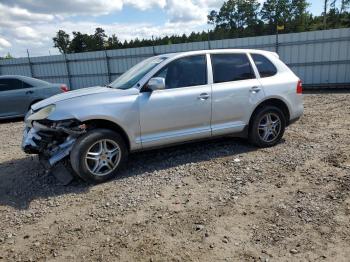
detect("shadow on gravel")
[0,117,24,124]
[0,136,261,210]
[0,156,90,210]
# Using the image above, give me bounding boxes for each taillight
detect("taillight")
[296,80,302,94]
[60,84,69,92]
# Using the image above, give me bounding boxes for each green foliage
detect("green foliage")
[208,0,262,36]
[5,52,13,59]
[52,0,350,54]
[0,52,14,60]
[53,30,71,54]
[2,53,13,59]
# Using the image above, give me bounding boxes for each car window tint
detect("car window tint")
[211,54,255,83]
[0,79,9,92]
[251,53,277,77]
[0,79,24,91]
[7,79,23,90]
[22,81,33,88]
[155,55,207,89]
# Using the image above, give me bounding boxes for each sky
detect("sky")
[0,0,324,58]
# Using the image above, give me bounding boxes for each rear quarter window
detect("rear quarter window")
[251,53,277,78]
[22,81,33,88]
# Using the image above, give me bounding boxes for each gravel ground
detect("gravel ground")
[0,93,349,262]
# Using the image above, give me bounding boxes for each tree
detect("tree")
[50,2,349,55]
[53,30,71,54]
[5,52,13,59]
[321,0,350,28]
[208,0,261,37]
[0,52,13,59]
[106,34,121,49]
[290,0,310,31]
[340,0,350,13]
[260,0,292,33]
[323,0,329,28]
[208,0,260,31]
[93,27,107,50]
[68,32,90,53]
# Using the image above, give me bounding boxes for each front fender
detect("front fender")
[47,92,141,151]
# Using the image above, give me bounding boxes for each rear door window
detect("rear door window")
[154,55,207,89]
[251,54,277,77]
[0,79,9,92]
[0,79,24,91]
[211,53,255,83]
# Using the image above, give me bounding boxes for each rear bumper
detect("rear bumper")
[289,94,304,121]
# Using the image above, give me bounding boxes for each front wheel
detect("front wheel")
[70,128,128,183]
[248,106,286,147]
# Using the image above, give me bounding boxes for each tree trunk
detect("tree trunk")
[324,0,328,29]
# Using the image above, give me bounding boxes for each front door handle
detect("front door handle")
[250,86,262,93]
[198,93,210,100]
[26,90,34,95]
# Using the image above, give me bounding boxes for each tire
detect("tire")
[70,128,128,183]
[248,106,286,148]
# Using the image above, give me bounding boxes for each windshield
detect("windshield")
[109,56,167,89]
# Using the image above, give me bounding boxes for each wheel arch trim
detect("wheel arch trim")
[249,96,291,126]
[81,118,133,151]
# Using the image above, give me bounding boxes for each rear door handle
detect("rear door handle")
[26,90,34,94]
[250,86,261,93]
[198,93,210,100]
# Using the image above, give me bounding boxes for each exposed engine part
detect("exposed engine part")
[22,128,42,148]
[32,121,86,136]
[22,119,87,168]
[48,137,76,166]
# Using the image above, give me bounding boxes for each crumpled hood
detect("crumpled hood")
[31,86,133,111]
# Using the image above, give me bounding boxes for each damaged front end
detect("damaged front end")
[22,118,86,168]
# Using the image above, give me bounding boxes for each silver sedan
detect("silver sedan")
[0,75,69,119]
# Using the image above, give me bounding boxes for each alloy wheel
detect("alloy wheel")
[84,139,121,176]
[258,112,281,143]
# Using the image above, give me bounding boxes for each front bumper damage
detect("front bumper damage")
[22,119,86,182]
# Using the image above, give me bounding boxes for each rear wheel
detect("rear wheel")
[70,128,128,183]
[248,106,286,147]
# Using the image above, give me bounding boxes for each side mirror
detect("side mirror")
[147,77,165,91]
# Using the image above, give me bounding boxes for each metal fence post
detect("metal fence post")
[105,50,112,82]
[152,35,156,55]
[207,30,212,50]
[27,49,34,77]
[275,29,279,54]
[64,53,72,89]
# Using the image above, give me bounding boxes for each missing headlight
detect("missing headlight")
[26,104,56,122]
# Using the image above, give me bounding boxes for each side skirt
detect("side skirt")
[131,125,249,153]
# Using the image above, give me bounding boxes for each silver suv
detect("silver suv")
[22,49,303,183]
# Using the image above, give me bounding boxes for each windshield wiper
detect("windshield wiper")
[105,85,113,88]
